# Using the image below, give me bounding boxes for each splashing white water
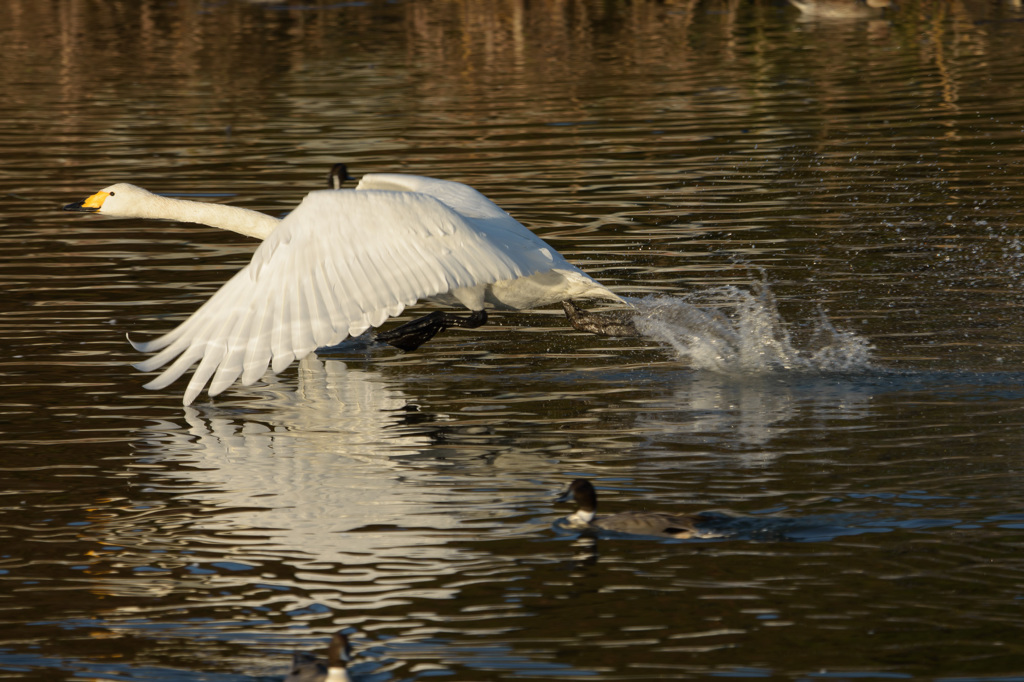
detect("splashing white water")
[630,285,873,374]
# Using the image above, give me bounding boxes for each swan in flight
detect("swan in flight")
[64,167,638,405]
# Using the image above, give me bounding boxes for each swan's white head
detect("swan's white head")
[64,183,278,239]
[63,183,156,216]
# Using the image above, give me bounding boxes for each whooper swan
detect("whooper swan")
[64,169,637,405]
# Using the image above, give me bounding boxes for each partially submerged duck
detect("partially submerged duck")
[556,478,721,539]
[286,631,352,682]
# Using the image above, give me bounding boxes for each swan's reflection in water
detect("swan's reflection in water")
[125,355,495,610]
[79,356,607,677]
[114,353,883,613]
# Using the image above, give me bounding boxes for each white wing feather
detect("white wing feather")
[131,188,577,405]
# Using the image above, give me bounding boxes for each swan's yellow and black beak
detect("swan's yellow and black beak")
[63,190,109,213]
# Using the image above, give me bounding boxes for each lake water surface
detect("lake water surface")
[3,0,1024,679]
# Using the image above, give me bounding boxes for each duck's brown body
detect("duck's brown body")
[557,478,719,539]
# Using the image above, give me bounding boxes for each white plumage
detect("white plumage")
[65,172,626,405]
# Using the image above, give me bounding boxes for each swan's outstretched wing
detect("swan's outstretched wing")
[356,173,517,220]
[131,189,569,405]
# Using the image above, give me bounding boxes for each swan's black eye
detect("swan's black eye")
[109,191,115,196]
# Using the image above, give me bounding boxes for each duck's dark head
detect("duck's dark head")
[327,163,356,189]
[556,478,598,512]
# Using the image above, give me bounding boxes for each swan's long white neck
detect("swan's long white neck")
[92,185,280,240]
[130,192,279,240]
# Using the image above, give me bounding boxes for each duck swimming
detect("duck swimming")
[556,478,721,539]
[789,0,891,19]
[286,631,352,682]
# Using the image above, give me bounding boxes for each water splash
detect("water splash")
[630,284,873,374]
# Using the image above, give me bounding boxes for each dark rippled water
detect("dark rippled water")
[4,0,1024,679]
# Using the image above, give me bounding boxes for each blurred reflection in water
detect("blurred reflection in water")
[128,358,489,592]
[633,371,877,457]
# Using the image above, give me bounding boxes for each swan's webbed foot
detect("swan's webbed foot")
[562,300,639,337]
[377,309,488,352]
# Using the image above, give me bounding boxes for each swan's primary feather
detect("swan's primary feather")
[130,185,597,405]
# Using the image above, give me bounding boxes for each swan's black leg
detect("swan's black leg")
[562,300,639,337]
[377,310,488,351]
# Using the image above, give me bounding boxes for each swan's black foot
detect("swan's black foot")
[377,309,488,351]
[562,300,639,337]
